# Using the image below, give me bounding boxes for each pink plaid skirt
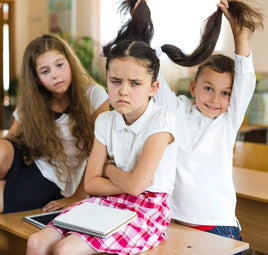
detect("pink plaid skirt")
[48,192,170,255]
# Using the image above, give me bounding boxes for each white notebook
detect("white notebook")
[52,202,137,238]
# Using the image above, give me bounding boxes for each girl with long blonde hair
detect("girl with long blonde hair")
[0,34,109,213]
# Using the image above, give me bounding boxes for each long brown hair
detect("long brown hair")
[12,34,94,174]
[103,0,264,67]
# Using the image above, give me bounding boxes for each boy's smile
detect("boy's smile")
[190,67,233,118]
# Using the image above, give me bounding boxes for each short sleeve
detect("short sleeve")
[144,108,178,144]
[86,84,108,114]
[153,71,179,112]
[94,111,108,145]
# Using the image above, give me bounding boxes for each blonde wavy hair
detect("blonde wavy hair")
[11,34,95,178]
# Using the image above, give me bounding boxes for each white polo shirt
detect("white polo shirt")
[95,99,178,194]
[14,84,108,197]
[154,53,256,226]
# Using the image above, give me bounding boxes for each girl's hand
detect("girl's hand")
[42,196,81,212]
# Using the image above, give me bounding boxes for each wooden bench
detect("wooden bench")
[0,208,249,255]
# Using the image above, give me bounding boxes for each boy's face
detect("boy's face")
[190,67,232,119]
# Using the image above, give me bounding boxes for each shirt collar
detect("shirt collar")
[115,99,155,134]
[189,104,225,124]
[189,104,203,120]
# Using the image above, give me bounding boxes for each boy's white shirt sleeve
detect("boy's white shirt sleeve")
[228,51,256,130]
[153,71,179,112]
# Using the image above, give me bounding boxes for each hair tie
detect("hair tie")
[111,44,116,50]
[154,47,162,57]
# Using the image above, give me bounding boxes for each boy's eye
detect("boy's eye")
[204,87,212,92]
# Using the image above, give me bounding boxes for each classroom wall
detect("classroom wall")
[14,0,49,77]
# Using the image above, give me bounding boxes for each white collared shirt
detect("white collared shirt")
[95,99,178,194]
[14,84,108,197]
[154,53,256,226]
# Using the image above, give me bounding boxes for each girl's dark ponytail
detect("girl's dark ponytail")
[227,1,263,32]
[161,8,222,67]
[103,0,263,67]
[102,0,153,57]
[161,1,263,67]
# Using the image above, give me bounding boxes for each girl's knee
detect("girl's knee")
[54,235,95,255]
[54,240,75,255]
[27,232,43,254]
[27,227,64,255]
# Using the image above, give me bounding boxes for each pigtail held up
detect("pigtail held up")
[103,0,264,68]
[102,0,153,57]
[162,1,263,67]
[161,8,223,67]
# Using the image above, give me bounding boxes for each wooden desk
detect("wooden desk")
[0,209,42,239]
[143,223,248,255]
[233,167,268,253]
[0,209,42,255]
[0,209,249,255]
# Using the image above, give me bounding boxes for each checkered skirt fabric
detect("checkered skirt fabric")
[48,192,170,255]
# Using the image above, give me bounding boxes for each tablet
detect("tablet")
[23,210,62,229]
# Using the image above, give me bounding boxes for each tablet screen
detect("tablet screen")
[24,210,62,229]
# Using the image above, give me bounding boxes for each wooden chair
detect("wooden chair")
[233,141,268,172]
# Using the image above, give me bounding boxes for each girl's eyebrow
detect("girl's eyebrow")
[37,65,48,71]
[108,75,120,80]
[37,57,65,70]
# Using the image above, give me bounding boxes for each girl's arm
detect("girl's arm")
[84,137,125,196]
[105,132,173,196]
